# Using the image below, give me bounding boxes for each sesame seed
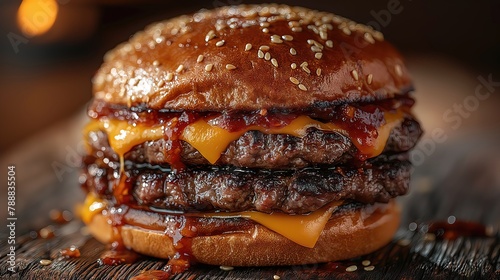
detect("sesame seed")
[258,50,264,59]
[311,46,322,53]
[166,73,173,81]
[205,30,216,42]
[323,23,334,30]
[291,63,297,69]
[302,66,311,74]
[364,33,375,44]
[273,275,281,280]
[373,31,384,41]
[258,9,271,17]
[215,22,226,31]
[260,109,268,116]
[215,40,225,47]
[346,265,357,272]
[424,233,436,241]
[362,260,371,266]
[291,27,303,32]
[260,22,270,27]
[264,52,271,60]
[332,16,342,24]
[367,74,373,85]
[320,30,328,40]
[152,60,160,66]
[220,265,234,271]
[326,40,333,48]
[364,266,375,271]
[395,65,403,76]
[308,39,323,49]
[398,239,411,246]
[315,53,323,59]
[176,64,184,73]
[298,84,307,91]
[40,259,52,266]
[282,35,293,41]
[158,80,165,87]
[289,77,299,85]
[351,69,359,81]
[308,25,319,34]
[259,45,270,51]
[196,55,204,63]
[205,63,214,72]
[342,27,351,35]
[288,21,300,27]
[290,48,297,55]
[271,58,278,67]
[300,61,308,68]
[316,68,322,76]
[262,28,269,33]
[225,64,237,70]
[245,43,252,51]
[271,35,283,44]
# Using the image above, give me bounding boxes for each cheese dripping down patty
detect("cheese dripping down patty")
[83,110,403,165]
[79,193,344,248]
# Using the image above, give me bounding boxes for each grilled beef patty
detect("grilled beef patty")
[82,156,410,214]
[86,117,421,169]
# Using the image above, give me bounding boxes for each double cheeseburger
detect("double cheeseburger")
[80,4,422,267]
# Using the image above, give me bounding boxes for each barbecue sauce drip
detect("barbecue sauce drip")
[427,220,490,240]
[98,204,141,266]
[88,95,415,166]
[112,172,134,205]
[131,270,172,280]
[162,215,198,275]
[98,246,140,266]
[59,246,81,258]
[161,112,197,171]
[97,201,196,274]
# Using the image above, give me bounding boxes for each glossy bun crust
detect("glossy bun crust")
[93,4,412,111]
[85,202,399,266]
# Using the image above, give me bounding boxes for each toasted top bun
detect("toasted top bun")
[93,4,412,111]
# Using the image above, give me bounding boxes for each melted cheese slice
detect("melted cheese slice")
[84,113,402,164]
[196,201,342,248]
[78,192,107,224]
[80,193,341,248]
[84,119,172,157]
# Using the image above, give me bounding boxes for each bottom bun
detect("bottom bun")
[85,202,400,266]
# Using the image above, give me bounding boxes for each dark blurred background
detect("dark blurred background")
[0,0,499,154]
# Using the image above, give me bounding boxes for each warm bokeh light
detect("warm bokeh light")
[17,0,58,37]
